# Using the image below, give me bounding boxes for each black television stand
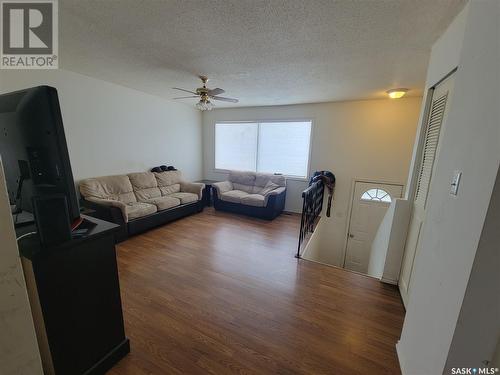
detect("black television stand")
[17,215,129,375]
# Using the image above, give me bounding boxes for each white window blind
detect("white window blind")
[215,121,312,178]
[215,122,258,171]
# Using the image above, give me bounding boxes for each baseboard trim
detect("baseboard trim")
[381,277,398,285]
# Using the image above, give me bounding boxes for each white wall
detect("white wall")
[397,1,500,374]
[301,217,328,264]
[203,98,421,265]
[0,69,203,182]
[368,198,410,283]
[404,4,469,201]
[444,167,500,371]
[0,159,43,375]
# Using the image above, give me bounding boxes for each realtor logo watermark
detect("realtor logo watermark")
[1,0,58,69]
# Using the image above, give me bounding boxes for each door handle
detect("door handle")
[349,233,354,238]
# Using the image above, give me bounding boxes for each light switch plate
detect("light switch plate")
[450,170,462,196]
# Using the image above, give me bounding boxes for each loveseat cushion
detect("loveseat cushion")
[212,181,233,195]
[126,202,157,220]
[232,183,254,193]
[240,194,266,207]
[79,175,137,204]
[228,170,256,186]
[220,190,249,204]
[259,180,280,195]
[145,196,180,211]
[169,192,198,205]
[254,172,286,188]
[128,172,161,201]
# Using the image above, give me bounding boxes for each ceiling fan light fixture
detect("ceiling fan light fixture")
[386,88,408,99]
[196,99,213,111]
[173,76,238,109]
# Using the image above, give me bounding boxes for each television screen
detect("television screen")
[0,86,80,227]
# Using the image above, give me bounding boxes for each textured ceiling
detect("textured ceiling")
[59,0,466,108]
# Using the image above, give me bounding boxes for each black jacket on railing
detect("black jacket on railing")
[296,171,335,258]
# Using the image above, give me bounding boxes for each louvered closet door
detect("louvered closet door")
[399,74,455,307]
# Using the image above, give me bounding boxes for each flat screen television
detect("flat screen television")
[0,85,80,227]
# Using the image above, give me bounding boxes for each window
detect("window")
[361,188,392,203]
[215,121,312,178]
[215,123,258,171]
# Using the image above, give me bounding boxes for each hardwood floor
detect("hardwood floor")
[108,208,405,375]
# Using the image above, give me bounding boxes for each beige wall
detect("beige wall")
[0,159,43,375]
[0,69,203,183]
[397,1,500,373]
[203,97,421,265]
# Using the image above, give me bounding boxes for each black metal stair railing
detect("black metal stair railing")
[296,179,324,258]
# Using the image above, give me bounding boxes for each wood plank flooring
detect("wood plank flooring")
[108,208,405,375]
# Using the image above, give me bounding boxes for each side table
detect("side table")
[195,180,219,207]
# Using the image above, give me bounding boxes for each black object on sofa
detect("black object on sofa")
[212,171,287,220]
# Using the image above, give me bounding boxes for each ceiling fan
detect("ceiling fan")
[173,75,239,111]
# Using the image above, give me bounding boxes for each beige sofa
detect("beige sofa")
[212,171,286,219]
[80,170,204,240]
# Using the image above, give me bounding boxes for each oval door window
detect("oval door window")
[361,188,392,203]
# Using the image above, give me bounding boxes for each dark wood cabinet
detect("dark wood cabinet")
[19,215,129,375]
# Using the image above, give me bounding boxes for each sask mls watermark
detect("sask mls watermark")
[1,0,58,69]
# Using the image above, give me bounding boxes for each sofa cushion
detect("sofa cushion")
[228,170,256,186]
[79,175,137,204]
[126,202,157,220]
[154,170,182,186]
[232,183,254,193]
[154,171,183,196]
[240,194,266,207]
[254,172,286,188]
[212,180,233,196]
[145,196,180,211]
[168,192,198,205]
[220,190,249,204]
[259,180,280,195]
[160,183,181,195]
[128,172,162,201]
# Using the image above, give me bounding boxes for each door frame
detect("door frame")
[342,178,405,268]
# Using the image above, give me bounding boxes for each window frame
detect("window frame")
[360,188,393,203]
[213,119,314,181]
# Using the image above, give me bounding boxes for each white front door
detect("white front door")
[344,181,403,274]
[399,74,455,307]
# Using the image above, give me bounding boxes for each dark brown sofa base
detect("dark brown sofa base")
[213,190,286,220]
[81,199,204,242]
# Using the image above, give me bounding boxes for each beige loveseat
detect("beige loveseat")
[80,170,204,240]
[212,171,286,220]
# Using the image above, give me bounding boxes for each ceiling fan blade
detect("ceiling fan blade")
[173,87,197,95]
[173,96,199,99]
[207,88,225,96]
[211,96,239,103]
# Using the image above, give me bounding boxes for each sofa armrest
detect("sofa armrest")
[264,186,287,206]
[85,197,128,223]
[212,181,233,196]
[180,181,205,200]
